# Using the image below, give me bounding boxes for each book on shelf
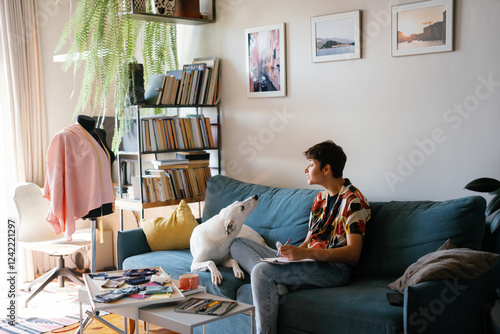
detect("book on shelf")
[160,75,175,105]
[140,115,216,152]
[152,161,209,170]
[177,63,202,105]
[131,166,212,203]
[192,57,220,105]
[144,74,167,105]
[175,151,210,161]
[163,70,183,105]
[138,59,219,107]
[152,159,190,166]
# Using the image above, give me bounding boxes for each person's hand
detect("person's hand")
[279,245,307,261]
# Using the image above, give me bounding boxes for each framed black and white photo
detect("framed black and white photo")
[392,0,453,57]
[311,11,361,63]
[245,23,286,98]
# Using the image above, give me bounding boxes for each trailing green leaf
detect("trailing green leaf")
[55,0,177,153]
[486,194,500,217]
[464,177,500,193]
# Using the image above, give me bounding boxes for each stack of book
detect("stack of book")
[141,115,215,152]
[151,151,210,169]
[143,57,220,106]
[131,166,211,203]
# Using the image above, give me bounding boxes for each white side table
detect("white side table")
[139,292,255,334]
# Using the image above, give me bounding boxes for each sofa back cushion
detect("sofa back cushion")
[353,196,486,278]
[203,175,317,248]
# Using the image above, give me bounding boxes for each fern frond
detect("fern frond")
[55,0,178,152]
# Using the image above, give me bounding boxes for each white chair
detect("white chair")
[13,183,90,307]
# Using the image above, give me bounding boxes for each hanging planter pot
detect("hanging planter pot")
[176,0,200,18]
[133,0,146,12]
[151,0,176,16]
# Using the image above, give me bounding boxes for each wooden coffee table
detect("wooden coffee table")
[139,292,254,334]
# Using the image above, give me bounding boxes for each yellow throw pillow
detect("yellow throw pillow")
[141,200,199,251]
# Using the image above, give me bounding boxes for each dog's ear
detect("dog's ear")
[225,219,235,237]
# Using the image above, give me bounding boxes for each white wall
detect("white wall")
[41,0,500,202]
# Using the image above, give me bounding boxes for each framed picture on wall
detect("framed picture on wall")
[392,0,453,57]
[245,23,286,98]
[310,10,361,63]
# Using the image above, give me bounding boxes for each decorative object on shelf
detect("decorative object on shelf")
[391,0,454,57]
[133,0,147,12]
[176,0,200,19]
[465,177,500,229]
[310,10,361,63]
[151,0,176,16]
[129,63,145,105]
[54,0,178,152]
[245,23,287,98]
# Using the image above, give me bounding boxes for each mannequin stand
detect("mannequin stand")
[76,218,126,334]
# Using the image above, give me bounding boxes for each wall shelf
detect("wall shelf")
[129,12,214,25]
[129,0,216,25]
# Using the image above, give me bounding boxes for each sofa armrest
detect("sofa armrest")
[116,228,151,270]
[404,260,500,334]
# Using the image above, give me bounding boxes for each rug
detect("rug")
[0,315,80,334]
[0,279,89,334]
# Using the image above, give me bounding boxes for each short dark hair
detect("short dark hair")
[304,140,347,178]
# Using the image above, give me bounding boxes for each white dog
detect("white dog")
[190,195,266,286]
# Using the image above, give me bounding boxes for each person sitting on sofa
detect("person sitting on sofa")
[230,140,371,334]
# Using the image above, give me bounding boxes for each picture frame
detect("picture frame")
[245,23,286,98]
[310,10,361,63]
[392,0,453,57]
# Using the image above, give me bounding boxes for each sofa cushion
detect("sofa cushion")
[140,200,199,251]
[278,278,403,334]
[203,175,317,248]
[121,248,249,300]
[354,196,487,278]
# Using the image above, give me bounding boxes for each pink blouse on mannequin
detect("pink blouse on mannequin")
[43,123,114,241]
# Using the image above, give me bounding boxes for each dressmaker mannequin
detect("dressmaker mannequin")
[74,115,117,334]
[76,115,115,218]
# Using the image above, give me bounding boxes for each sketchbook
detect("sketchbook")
[261,257,316,264]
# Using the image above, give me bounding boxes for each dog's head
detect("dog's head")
[220,195,259,237]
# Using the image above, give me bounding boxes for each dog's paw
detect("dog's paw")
[211,270,223,286]
[233,267,245,280]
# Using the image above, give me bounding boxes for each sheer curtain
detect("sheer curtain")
[0,0,48,217]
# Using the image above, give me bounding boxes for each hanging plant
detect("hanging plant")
[55,0,178,152]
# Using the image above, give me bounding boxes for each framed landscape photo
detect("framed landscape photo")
[245,23,286,98]
[310,10,361,63]
[392,0,453,57]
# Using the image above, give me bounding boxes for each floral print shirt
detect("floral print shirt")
[308,179,371,249]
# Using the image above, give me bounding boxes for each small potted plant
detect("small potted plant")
[465,177,500,229]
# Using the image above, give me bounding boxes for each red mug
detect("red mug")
[179,273,199,290]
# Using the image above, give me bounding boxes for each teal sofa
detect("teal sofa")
[117,175,500,333]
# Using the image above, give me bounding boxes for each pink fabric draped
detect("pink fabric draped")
[43,124,114,241]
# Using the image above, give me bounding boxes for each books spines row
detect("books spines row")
[141,116,215,152]
[131,167,212,203]
[144,57,220,106]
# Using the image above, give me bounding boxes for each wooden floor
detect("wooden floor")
[43,313,179,334]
